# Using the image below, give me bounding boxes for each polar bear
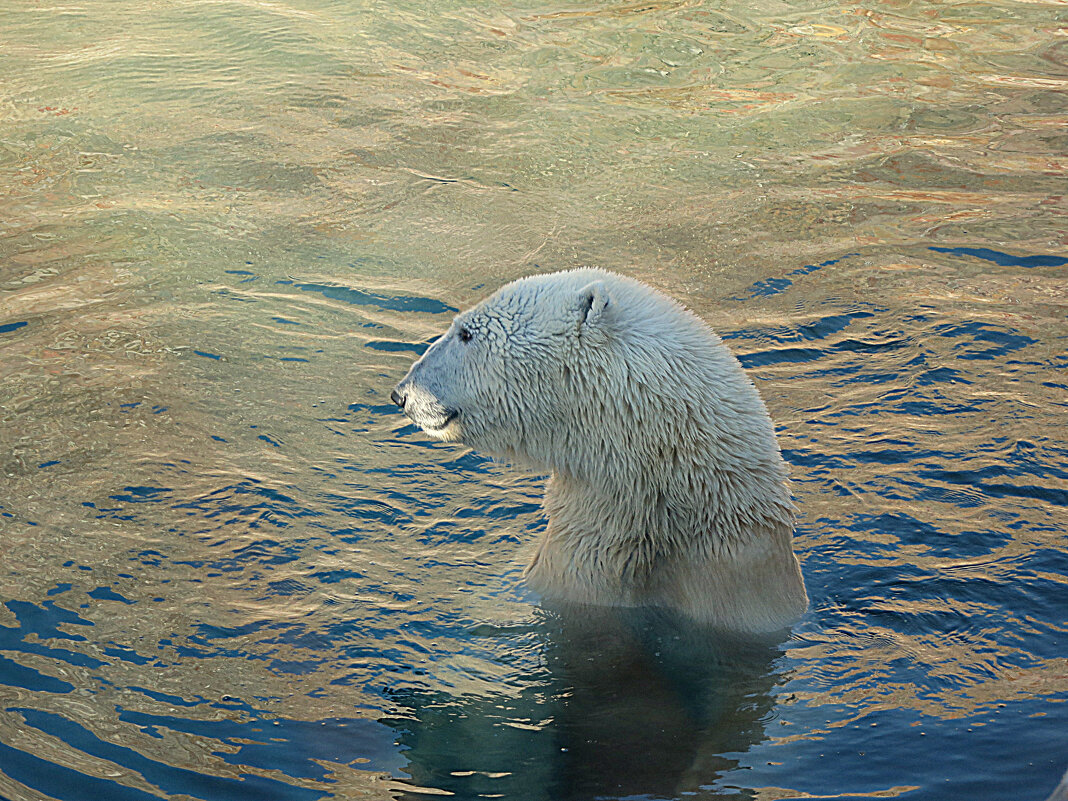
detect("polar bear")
[391,269,807,633]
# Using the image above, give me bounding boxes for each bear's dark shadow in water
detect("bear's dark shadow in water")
[386,605,782,800]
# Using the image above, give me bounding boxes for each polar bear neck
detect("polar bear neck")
[529,292,796,556]
[538,369,796,561]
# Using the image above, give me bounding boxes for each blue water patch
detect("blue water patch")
[747,277,792,297]
[917,469,1068,507]
[929,247,1068,268]
[731,255,858,300]
[38,460,61,468]
[109,486,172,503]
[196,620,270,641]
[0,654,75,694]
[0,601,103,676]
[346,402,399,415]
[332,494,414,531]
[737,347,822,368]
[11,708,328,801]
[366,339,429,354]
[753,311,878,342]
[130,686,206,707]
[913,365,971,386]
[309,567,365,584]
[737,335,907,369]
[936,321,1036,360]
[0,736,166,801]
[117,706,405,782]
[278,280,458,314]
[88,586,135,604]
[193,350,221,360]
[5,600,93,641]
[101,645,155,666]
[170,481,321,546]
[0,321,28,334]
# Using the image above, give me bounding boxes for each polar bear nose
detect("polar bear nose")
[390,387,406,409]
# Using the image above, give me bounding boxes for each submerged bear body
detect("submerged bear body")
[392,269,807,633]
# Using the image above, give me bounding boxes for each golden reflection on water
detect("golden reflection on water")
[1,0,1066,798]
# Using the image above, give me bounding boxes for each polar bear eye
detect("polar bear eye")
[457,325,473,343]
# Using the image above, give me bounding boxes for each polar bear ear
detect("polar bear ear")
[577,280,610,328]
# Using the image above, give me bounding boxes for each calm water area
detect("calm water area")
[1,0,1066,799]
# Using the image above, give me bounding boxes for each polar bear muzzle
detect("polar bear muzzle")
[391,374,460,439]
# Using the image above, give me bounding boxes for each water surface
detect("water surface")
[1,0,1066,799]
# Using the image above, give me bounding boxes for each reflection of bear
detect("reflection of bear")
[392,269,806,632]
[387,607,782,801]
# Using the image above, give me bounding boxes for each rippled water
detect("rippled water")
[2,0,1066,799]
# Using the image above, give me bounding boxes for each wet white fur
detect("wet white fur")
[393,269,807,632]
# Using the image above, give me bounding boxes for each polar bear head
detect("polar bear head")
[390,268,769,483]
[391,269,617,469]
